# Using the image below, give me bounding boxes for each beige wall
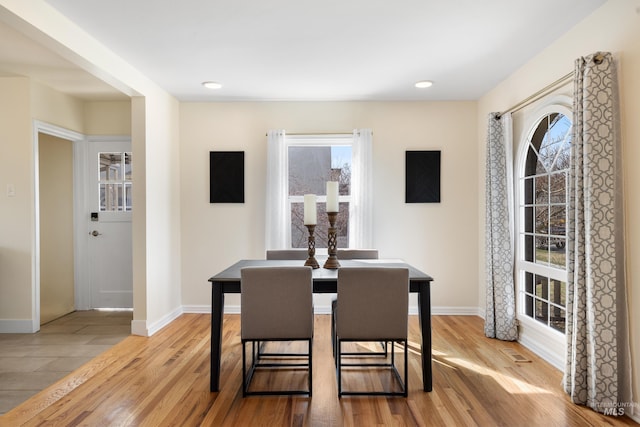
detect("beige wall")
[136,93,182,329]
[0,77,34,328]
[478,0,640,415]
[38,133,74,324]
[179,101,479,312]
[84,101,132,135]
[31,81,84,133]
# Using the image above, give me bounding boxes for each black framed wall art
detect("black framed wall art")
[210,151,244,203]
[405,150,441,203]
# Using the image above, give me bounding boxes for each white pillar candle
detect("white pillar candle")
[326,181,339,213]
[303,194,317,225]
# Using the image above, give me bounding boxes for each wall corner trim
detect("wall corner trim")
[131,306,184,337]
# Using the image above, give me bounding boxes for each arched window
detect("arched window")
[517,111,571,335]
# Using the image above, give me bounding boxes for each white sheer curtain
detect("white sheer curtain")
[563,52,632,414]
[484,113,518,341]
[350,129,373,248]
[265,130,288,249]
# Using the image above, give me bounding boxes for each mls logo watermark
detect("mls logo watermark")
[597,401,638,417]
[603,407,625,416]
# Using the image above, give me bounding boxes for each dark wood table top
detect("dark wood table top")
[209,258,433,293]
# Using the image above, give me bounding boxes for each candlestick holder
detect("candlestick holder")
[323,212,340,269]
[304,224,320,269]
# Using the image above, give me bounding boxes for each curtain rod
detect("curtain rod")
[495,71,573,119]
[495,53,605,120]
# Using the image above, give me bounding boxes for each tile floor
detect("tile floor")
[0,310,132,415]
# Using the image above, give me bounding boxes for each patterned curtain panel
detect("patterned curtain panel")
[484,113,518,341]
[563,52,632,413]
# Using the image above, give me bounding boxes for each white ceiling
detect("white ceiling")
[1,0,606,101]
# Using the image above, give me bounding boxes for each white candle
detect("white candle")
[326,181,339,213]
[303,194,317,225]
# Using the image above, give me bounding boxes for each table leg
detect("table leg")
[417,281,433,391]
[210,281,224,392]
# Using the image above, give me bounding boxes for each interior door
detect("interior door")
[87,140,133,308]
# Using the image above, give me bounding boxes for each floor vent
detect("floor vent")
[502,348,531,363]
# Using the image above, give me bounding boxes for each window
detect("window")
[518,113,571,333]
[98,151,132,211]
[266,129,372,250]
[287,137,352,248]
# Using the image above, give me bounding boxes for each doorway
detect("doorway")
[34,122,133,330]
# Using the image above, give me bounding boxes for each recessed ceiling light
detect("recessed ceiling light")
[415,80,433,89]
[202,81,222,90]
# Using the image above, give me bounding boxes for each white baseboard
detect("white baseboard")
[314,306,331,315]
[182,305,217,314]
[0,319,37,333]
[430,306,483,316]
[131,306,184,337]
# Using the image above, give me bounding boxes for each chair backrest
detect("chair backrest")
[241,266,313,340]
[336,267,409,340]
[266,249,309,260]
[336,249,379,259]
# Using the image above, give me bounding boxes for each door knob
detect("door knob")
[90,230,102,237]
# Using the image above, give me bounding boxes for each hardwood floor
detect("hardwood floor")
[1,314,636,426]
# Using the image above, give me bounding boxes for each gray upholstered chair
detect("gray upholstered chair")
[262,249,310,358]
[266,249,309,260]
[331,249,381,359]
[240,266,314,396]
[335,267,409,397]
[336,249,379,259]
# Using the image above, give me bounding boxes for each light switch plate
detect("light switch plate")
[7,184,15,197]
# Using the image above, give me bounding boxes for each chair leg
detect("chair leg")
[242,340,263,396]
[308,338,313,397]
[337,340,342,398]
[331,300,337,362]
[391,340,395,366]
[242,340,247,397]
[403,340,408,397]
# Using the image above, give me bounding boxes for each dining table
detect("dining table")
[208,258,434,392]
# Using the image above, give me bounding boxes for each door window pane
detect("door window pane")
[100,183,122,211]
[100,153,122,180]
[98,152,132,212]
